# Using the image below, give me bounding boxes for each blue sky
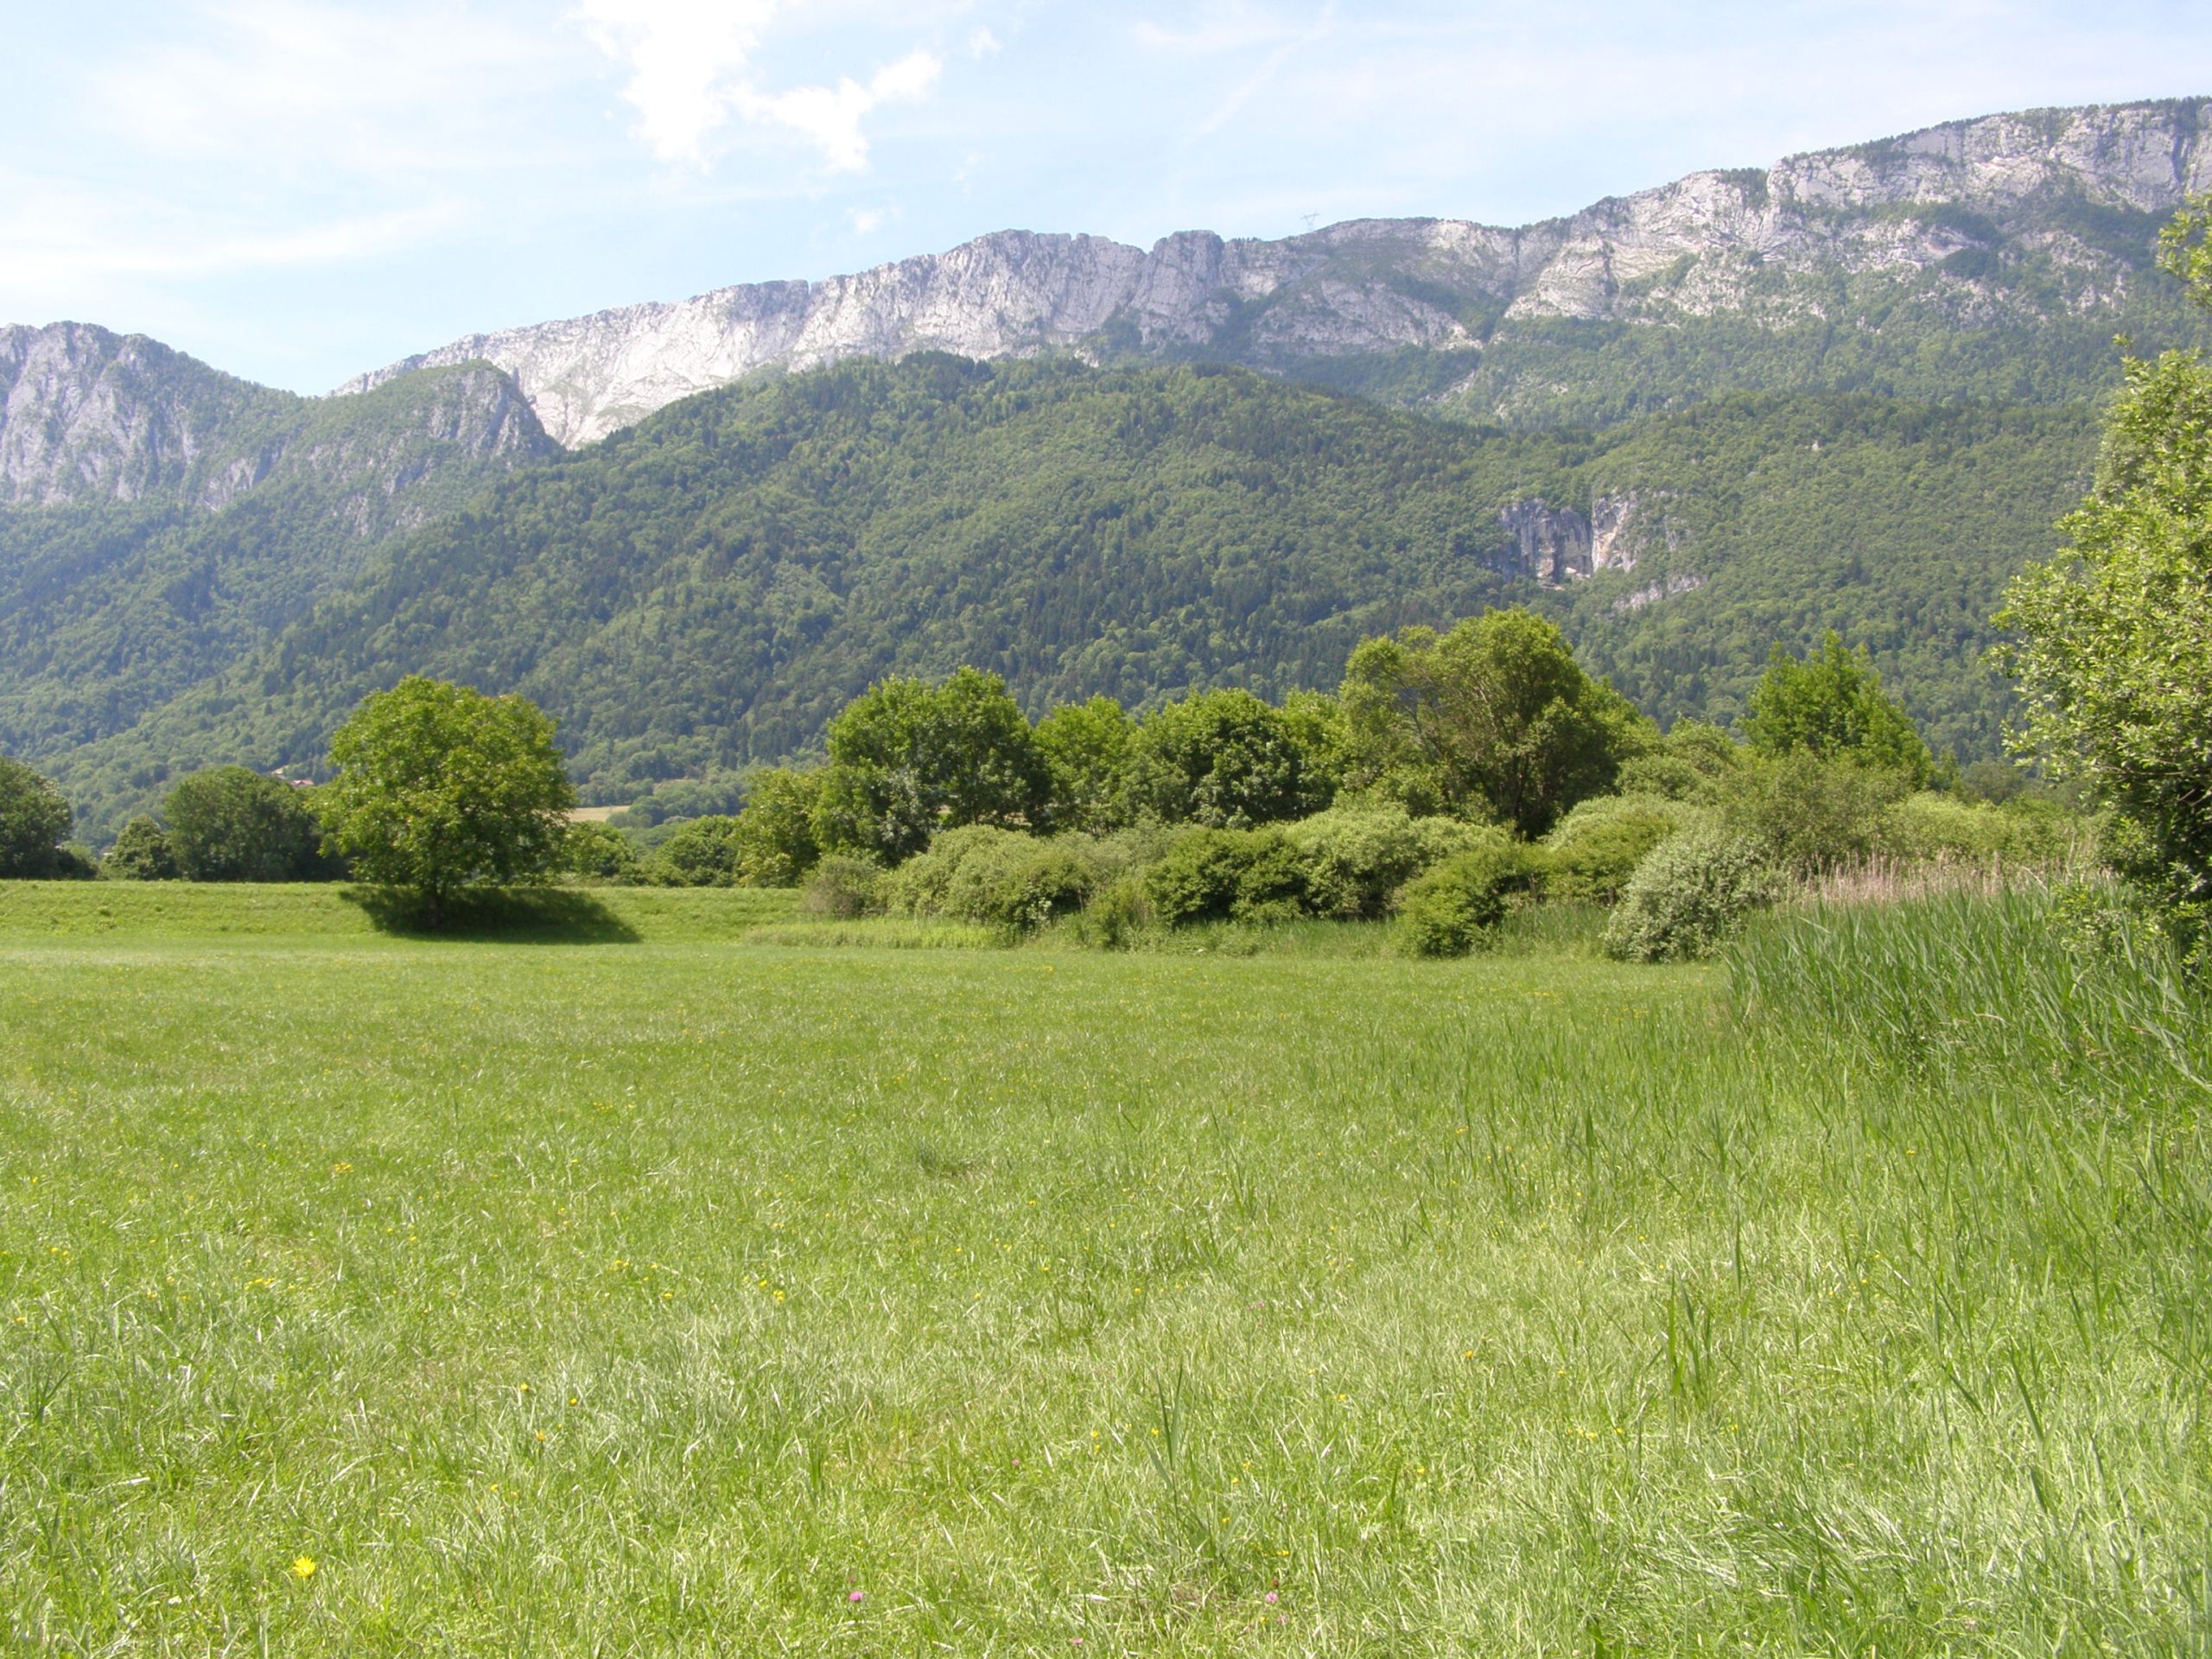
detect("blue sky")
[6,0,2211,393]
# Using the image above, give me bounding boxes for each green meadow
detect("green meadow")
[2,883,2207,1655]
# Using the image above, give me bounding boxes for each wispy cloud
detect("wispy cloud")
[1192,13,1334,138]
[95,0,574,177]
[1131,4,1337,140]
[0,194,467,293]
[1134,3,1322,54]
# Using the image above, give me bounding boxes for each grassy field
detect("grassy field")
[1,882,2206,1655]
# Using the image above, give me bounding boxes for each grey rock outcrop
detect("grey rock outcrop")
[1497,490,1664,585]
[0,321,552,516]
[335,98,2212,447]
[0,323,289,507]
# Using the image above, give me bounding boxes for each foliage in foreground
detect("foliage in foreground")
[1732,880,2209,1104]
[1998,194,2212,952]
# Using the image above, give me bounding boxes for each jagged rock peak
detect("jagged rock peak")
[0,322,290,507]
[0,322,555,514]
[334,97,2211,448]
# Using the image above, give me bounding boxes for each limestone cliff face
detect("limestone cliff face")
[1497,491,1666,585]
[335,98,2212,447]
[0,323,289,507]
[0,322,552,517]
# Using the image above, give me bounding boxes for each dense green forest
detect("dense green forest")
[24,354,2101,833]
[0,364,552,767]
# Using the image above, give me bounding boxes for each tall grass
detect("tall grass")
[1732,883,2211,1105]
[4,881,2210,1652]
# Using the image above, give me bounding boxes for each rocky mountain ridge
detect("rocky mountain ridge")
[0,327,557,771]
[339,98,2212,447]
[1,321,552,522]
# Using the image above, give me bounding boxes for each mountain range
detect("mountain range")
[1,97,2207,836]
[339,98,2212,444]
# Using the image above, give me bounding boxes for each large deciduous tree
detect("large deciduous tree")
[1998,196,2212,946]
[1034,696,1136,832]
[811,668,1049,862]
[1128,688,1333,830]
[317,677,575,924]
[105,816,181,881]
[1340,609,1649,836]
[165,766,331,881]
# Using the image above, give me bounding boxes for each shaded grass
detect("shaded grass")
[749,918,1004,950]
[0,889,2206,1653]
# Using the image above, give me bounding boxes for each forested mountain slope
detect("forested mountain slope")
[340,98,2212,444]
[42,356,2096,831]
[0,336,556,761]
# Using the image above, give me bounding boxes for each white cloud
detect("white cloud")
[739,49,942,172]
[850,207,887,233]
[967,26,1001,57]
[574,0,777,165]
[577,0,942,171]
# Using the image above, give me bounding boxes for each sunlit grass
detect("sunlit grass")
[1,881,2205,1654]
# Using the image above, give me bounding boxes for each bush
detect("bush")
[965,843,1101,931]
[1602,829,1780,963]
[1714,752,1913,874]
[887,826,1105,931]
[880,825,1018,916]
[647,816,745,887]
[105,816,180,880]
[563,821,641,883]
[798,855,883,918]
[1872,791,2090,868]
[1077,876,1153,948]
[1395,835,1548,957]
[1541,795,1688,904]
[48,843,100,880]
[1281,803,1485,919]
[1143,827,1307,925]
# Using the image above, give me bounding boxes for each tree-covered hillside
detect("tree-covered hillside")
[35,355,2098,832]
[0,365,555,761]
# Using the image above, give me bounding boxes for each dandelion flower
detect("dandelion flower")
[291,1556,316,1580]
